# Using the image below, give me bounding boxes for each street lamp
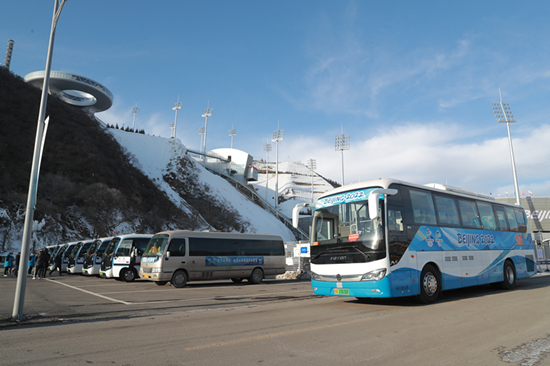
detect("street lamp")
[492,90,520,206]
[171,101,183,138]
[335,125,350,186]
[13,0,67,321]
[131,106,139,132]
[306,158,317,202]
[198,126,206,158]
[272,124,284,210]
[228,125,236,149]
[202,107,213,155]
[263,140,272,203]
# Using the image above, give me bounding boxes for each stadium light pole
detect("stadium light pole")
[228,125,236,149]
[263,140,272,203]
[198,127,205,158]
[492,89,520,206]
[307,158,317,203]
[335,124,350,186]
[201,107,213,155]
[272,123,284,211]
[13,0,67,321]
[171,101,183,139]
[131,106,139,132]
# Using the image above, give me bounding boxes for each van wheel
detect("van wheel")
[155,281,168,286]
[171,270,188,288]
[231,278,243,283]
[248,268,263,284]
[500,260,516,290]
[417,264,440,304]
[121,268,136,282]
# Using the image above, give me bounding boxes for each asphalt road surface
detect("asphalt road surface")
[1,273,550,366]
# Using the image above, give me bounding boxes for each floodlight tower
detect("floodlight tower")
[263,140,272,203]
[307,158,317,202]
[131,106,139,132]
[272,123,284,211]
[228,125,237,149]
[171,101,183,138]
[492,89,520,206]
[201,106,213,155]
[198,127,206,158]
[335,124,350,186]
[14,0,67,321]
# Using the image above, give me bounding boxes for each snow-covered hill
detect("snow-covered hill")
[110,130,299,242]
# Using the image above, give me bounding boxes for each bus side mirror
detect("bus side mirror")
[166,251,170,260]
[368,189,398,220]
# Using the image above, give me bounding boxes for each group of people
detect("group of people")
[3,248,57,279]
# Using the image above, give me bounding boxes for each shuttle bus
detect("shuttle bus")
[67,240,94,274]
[310,178,537,303]
[82,237,112,276]
[100,234,152,281]
[139,230,286,288]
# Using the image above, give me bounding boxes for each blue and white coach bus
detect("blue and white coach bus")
[139,230,286,288]
[310,178,537,303]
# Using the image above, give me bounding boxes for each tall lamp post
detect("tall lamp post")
[201,107,213,155]
[335,125,350,186]
[272,124,284,211]
[131,106,139,132]
[198,127,205,158]
[228,125,236,149]
[171,101,183,138]
[13,0,67,320]
[307,158,317,203]
[492,90,520,206]
[263,140,272,203]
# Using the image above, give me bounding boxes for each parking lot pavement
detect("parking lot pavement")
[0,273,314,328]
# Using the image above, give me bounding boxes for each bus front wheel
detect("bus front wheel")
[248,268,263,284]
[155,281,168,286]
[500,260,516,290]
[121,268,137,282]
[417,264,441,304]
[231,278,243,283]
[171,270,188,288]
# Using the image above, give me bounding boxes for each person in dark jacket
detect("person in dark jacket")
[14,252,20,277]
[35,249,49,279]
[50,253,62,276]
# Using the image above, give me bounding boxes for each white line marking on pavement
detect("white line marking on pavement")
[46,279,132,305]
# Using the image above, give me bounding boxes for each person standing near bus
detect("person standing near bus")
[35,248,49,279]
[28,251,36,277]
[4,252,13,277]
[50,253,62,276]
[14,252,20,277]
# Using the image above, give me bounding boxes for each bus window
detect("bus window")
[505,207,519,232]
[409,189,437,225]
[494,206,509,231]
[434,195,460,226]
[476,201,497,230]
[388,209,404,232]
[514,208,527,233]
[457,199,482,228]
[168,239,186,256]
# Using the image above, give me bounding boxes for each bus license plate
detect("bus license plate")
[334,288,350,295]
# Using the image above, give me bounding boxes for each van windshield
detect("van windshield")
[143,235,169,257]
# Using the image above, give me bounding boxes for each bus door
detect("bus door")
[165,237,187,276]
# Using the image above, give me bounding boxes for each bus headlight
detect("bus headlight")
[361,269,386,281]
[151,268,162,273]
[311,272,320,281]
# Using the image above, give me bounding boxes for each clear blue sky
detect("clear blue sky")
[2,1,550,197]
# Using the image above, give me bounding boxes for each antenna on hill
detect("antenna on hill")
[171,98,183,139]
[263,139,272,203]
[131,105,139,132]
[3,39,14,70]
[228,124,236,149]
[201,103,213,155]
[335,123,350,186]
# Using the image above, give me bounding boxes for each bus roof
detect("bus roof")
[317,178,522,209]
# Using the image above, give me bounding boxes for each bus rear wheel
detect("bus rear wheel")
[171,270,188,288]
[500,260,516,290]
[248,268,263,284]
[417,264,441,304]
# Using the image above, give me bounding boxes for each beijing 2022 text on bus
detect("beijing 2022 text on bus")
[139,230,286,288]
[310,178,537,303]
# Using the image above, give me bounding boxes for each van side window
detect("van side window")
[168,239,186,256]
[409,189,437,225]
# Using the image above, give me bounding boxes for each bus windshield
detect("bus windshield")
[311,188,385,264]
[103,238,120,257]
[143,235,169,257]
[115,239,133,256]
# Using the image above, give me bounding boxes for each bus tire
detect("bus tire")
[171,270,188,288]
[248,268,263,284]
[417,264,441,304]
[500,260,516,290]
[121,268,137,282]
[155,281,168,286]
[231,278,243,283]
